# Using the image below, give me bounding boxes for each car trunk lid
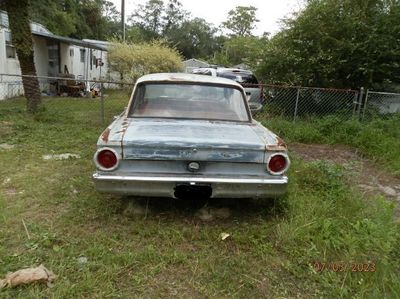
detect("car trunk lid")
[121,118,266,163]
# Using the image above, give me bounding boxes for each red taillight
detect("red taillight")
[97,149,117,169]
[268,154,287,174]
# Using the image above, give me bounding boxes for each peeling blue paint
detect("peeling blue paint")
[124,147,263,163]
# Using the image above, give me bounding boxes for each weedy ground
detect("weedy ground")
[0,96,399,298]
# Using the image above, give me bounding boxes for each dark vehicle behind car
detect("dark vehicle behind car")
[192,67,263,112]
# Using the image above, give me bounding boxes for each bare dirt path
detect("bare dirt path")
[289,143,400,217]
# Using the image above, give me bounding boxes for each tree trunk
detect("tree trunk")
[3,0,41,113]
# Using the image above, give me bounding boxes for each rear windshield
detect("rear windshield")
[217,72,259,84]
[129,83,250,122]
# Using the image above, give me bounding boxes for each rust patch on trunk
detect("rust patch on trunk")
[101,128,111,143]
[266,145,287,151]
[266,136,287,151]
[118,119,129,134]
[276,136,287,148]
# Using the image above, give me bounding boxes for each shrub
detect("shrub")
[108,40,183,82]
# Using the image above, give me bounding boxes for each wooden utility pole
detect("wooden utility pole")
[121,0,125,41]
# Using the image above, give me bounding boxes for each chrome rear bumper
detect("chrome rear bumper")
[92,173,288,198]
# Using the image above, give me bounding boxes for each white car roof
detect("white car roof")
[136,73,242,88]
[217,68,253,74]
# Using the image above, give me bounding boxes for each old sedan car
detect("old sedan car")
[93,73,290,199]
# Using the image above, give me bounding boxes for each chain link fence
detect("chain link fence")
[0,74,134,126]
[253,84,360,121]
[363,90,400,120]
[243,83,400,121]
[0,74,399,127]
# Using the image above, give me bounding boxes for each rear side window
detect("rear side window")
[240,74,258,84]
[217,72,258,84]
[193,69,213,76]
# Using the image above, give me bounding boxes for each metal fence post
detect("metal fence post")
[357,87,364,119]
[362,89,370,120]
[293,87,300,122]
[100,82,105,126]
[260,84,264,104]
[352,92,358,118]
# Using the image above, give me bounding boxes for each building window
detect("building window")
[90,49,93,70]
[47,40,60,76]
[70,48,74,57]
[5,31,16,59]
[80,49,86,63]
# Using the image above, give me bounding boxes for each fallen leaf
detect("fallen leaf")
[220,233,231,241]
[77,256,88,264]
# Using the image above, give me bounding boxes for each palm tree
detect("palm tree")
[1,0,41,113]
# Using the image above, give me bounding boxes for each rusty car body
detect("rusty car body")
[93,73,290,199]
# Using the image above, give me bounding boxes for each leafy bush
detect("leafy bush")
[108,40,183,81]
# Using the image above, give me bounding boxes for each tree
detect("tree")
[126,0,221,59]
[165,18,220,59]
[211,35,268,67]
[163,0,188,33]
[222,6,259,37]
[256,0,400,89]
[30,0,78,37]
[1,0,41,113]
[128,0,164,40]
[29,0,120,40]
[77,0,120,40]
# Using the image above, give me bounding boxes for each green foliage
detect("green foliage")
[29,0,121,40]
[222,6,259,37]
[107,40,183,81]
[166,18,221,59]
[128,0,164,38]
[210,35,268,67]
[124,1,265,63]
[162,0,188,33]
[29,0,79,37]
[25,0,267,64]
[127,0,221,60]
[256,0,400,89]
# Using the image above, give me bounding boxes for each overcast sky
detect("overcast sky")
[111,0,304,36]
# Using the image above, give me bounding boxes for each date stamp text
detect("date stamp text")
[313,261,376,272]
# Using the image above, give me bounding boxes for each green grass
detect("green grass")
[0,98,399,298]
[259,113,400,176]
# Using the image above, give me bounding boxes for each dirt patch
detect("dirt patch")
[289,143,400,216]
